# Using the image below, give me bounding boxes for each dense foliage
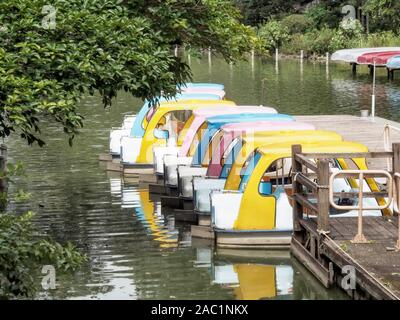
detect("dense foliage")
[0,163,86,299]
[0,212,86,299]
[235,0,297,25]
[364,0,400,32]
[251,0,400,56]
[0,0,255,146]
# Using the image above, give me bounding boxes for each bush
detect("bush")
[258,20,290,51]
[282,28,335,56]
[0,212,86,299]
[359,31,400,48]
[281,14,312,35]
[305,4,338,29]
[0,163,86,299]
[310,28,336,54]
[282,33,310,55]
[329,19,364,52]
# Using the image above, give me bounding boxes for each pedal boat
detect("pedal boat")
[162,114,294,190]
[110,82,225,156]
[176,121,314,201]
[210,141,388,248]
[153,106,278,176]
[192,130,342,222]
[120,99,236,167]
[110,92,224,156]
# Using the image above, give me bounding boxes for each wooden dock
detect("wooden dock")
[291,143,400,300]
[294,115,400,169]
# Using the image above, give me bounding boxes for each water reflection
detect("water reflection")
[191,241,346,300]
[112,177,181,248]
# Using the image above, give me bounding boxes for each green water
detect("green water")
[9,55,400,300]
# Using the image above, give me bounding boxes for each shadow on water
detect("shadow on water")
[8,54,400,299]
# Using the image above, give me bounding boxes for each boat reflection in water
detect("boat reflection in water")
[107,174,346,300]
[192,239,345,300]
[109,175,182,248]
[213,261,293,300]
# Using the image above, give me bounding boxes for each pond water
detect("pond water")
[8,55,400,300]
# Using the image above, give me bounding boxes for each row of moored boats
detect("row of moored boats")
[107,83,387,248]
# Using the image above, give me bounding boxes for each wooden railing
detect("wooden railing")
[291,143,400,238]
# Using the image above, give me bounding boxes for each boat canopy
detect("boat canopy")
[132,99,234,138]
[221,131,342,189]
[191,114,294,165]
[181,83,225,90]
[207,129,339,179]
[132,100,237,164]
[178,106,278,156]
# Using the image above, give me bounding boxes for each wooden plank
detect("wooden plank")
[198,214,211,227]
[296,172,318,193]
[191,225,215,240]
[317,159,330,232]
[373,217,399,238]
[298,219,320,238]
[106,161,123,172]
[292,194,318,214]
[323,238,399,300]
[99,153,113,161]
[295,154,318,172]
[291,237,331,288]
[215,231,291,247]
[139,173,157,184]
[292,144,304,232]
[329,219,356,239]
[123,167,154,175]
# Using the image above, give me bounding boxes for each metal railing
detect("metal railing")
[292,143,400,248]
[393,173,400,250]
[329,170,393,243]
[383,124,400,170]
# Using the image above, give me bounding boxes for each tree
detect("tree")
[258,20,290,50]
[0,0,255,146]
[364,0,400,32]
[235,0,297,25]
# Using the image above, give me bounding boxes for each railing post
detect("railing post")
[393,143,400,219]
[292,144,303,232]
[396,175,400,250]
[317,159,330,233]
[351,172,368,243]
[392,143,400,176]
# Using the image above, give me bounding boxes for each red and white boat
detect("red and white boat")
[357,51,400,66]
[331,47,400,64]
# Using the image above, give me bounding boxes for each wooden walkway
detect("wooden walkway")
[291,143,400,300]
[296,217,400,300]
[294,115,400,169]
